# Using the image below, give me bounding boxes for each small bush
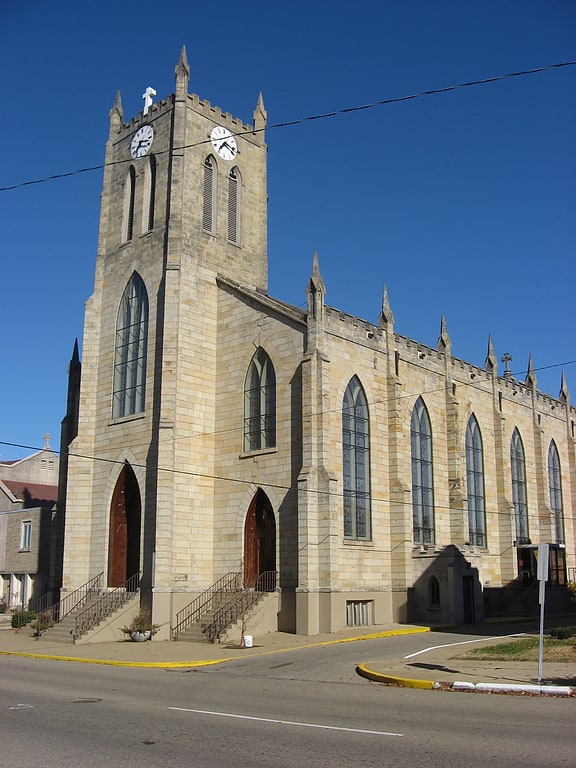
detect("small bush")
[549,626,576,640]
[11,611,36,629]
[31,610,54,633]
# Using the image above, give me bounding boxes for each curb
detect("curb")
[0,626,432,668]
[356,663,434,689]
[356,663,574,696]
[0,650,233,668]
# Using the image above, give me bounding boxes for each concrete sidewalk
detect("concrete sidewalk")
[1,616,574,695]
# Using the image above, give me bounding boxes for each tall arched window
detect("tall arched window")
[142,154,156,234]
[510,428,529,543]
[113,273,148,419]
[466,415,486,547]
[203,155,216,234]
[548,441,564,544]
[411,397,434,544]
[121,166,136,242]
[228,166,241,244]
[244,348,275,452]
[342,376,371,540]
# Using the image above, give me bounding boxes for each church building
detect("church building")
[58,49,575,640]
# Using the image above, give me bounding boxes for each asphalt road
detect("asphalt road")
[1,632,573,767]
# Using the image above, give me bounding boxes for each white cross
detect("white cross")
[142,86,156,116]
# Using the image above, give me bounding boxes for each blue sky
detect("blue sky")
[1,0,574,461]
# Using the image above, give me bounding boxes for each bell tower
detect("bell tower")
[62,49,269,629]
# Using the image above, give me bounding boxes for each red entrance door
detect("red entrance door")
[107,465,141,587]
[244,490,276,589]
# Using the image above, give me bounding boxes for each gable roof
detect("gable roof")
[1,480,58,508]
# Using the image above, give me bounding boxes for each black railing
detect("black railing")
[206,571,277,643]
[172,572,241,639]
[29,572,104,623]
[73,573,139,640]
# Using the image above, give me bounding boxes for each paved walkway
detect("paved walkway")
[1,616,574,695]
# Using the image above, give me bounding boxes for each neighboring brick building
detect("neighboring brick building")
[60,50,575,639]
[0,437,58,609]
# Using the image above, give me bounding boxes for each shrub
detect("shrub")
[11,611,36,629]
[549,626,576,640]
[31,610,54,633]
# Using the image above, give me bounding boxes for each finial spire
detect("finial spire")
[306,250,326,320]
[525,353,537,389]
[559,370,570,403]
[437,315,451,353]
[175,45,190,97]
[109,91,124,136]
[253,91,267,137]
[485,334,497,372]
[378,284,394,328]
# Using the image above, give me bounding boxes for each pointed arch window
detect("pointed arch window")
[466,415,486,547]
[142,154,156,233]
[411,397,434,544]
[121,166,136,242]
[228,166,241,244]
[113,273,148,419]
[510,428,529,543]
[244,348,275,452]
[548,441,564,544]
[203,155,216,234]
[342,376,371,540]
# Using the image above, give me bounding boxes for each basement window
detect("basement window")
[346,600,372,627]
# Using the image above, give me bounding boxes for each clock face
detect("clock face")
[210,125,237,161]
[130,125,154,158]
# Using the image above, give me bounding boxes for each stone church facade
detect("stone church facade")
[59,49,575,639]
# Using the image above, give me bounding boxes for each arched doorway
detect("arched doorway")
[244,489,276,590]
[107,464,141,587]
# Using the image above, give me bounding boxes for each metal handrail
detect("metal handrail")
[30,572,104,622]
[206,570,277,643]
[73,573,139,640]
[172,572,241,639]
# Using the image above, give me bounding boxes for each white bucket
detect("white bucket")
[244,634,253,648]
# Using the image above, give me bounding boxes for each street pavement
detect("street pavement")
[1,614,574,695]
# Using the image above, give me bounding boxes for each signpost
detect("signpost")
[536,543,549,684]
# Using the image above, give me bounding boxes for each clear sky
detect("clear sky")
[1,0,574,461]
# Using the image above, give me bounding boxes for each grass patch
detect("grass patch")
[461,635,576,663]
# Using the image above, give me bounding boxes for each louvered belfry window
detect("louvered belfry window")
[228,167,240,244]
[142,154,156,233]
[122,166,136,242]
[203,155,216,234]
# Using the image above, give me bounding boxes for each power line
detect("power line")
[1,60,574,193]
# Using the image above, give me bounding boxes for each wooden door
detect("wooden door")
[107,465,141,587]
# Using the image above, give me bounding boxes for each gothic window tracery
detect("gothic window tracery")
[342,376,371,540]
[510,428,529,543]
[466,415,486,547]
[244,348,276,452]
[548,440,564,544]
[112,272,148,419]
[411,397,434,544]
